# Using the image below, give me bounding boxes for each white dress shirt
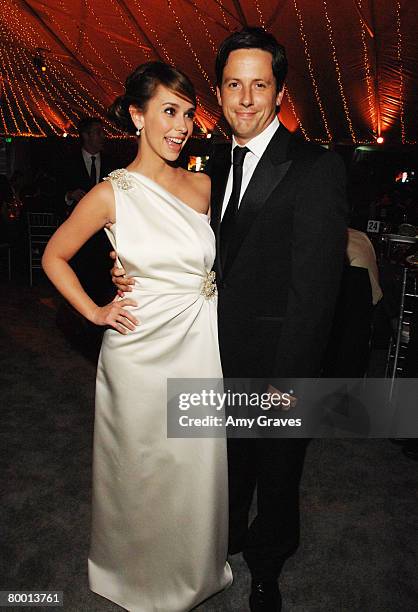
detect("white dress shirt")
[82,148,101,184]
[221,116,280,219]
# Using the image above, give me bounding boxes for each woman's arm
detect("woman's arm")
[42,182,138,334]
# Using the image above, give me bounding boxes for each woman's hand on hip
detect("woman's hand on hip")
[92,298,139,334]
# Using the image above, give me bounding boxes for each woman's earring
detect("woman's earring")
[136,127,142,136]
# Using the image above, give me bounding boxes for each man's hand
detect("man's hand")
[67,188,86,204]
[110,251,135,295]
[267,384,297,411]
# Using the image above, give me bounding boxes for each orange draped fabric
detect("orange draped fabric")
[0,0,417,143]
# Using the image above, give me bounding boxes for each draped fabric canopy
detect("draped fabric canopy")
[0,0,417,144]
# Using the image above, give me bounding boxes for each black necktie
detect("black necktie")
[90,156,97,187]
[220,146,249,269]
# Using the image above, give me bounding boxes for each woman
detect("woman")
[43,62,232,611]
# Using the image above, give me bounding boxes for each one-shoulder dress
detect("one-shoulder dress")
[88,169,232,611]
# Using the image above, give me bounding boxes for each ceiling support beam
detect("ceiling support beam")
[113,0,163,60]
[267,0,288,30]
[231,0,248,26]
[369,0,382,137]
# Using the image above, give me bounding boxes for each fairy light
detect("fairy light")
[0,104,8,134]
[195,95,227,137]
[108,0,151,60]
[1,1,79,135]
[357,0,377,141]
[395,1,407,145]
[16,46,75,133]
[49,57,108,117]
[51,57,127,135]
[40,1,122,90]
[322,0,357,142]
[215,0,232,29]
[0,40,33,133]
[292,0,332,141]
[14,47,69,135]
[284,86,310,141]
[189,0,218,56]
[0,2,51,134]
[0,73,19,133]
[166,0,216,95]
[50,58,125,136]
[131,0,174,64]
[85,0,133,72]
[253,0,266,29]
[12,47,53,135]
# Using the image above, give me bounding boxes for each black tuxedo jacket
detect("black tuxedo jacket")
[62,152,113,208]
[210,124,348,381]
[63,151,115,305]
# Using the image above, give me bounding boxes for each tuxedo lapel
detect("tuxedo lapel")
[223,124,292,277]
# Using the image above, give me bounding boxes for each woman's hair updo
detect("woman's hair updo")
[109,61,197,133]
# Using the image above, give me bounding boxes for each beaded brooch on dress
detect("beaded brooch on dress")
[103,168,134,190]
[201,271,217,300]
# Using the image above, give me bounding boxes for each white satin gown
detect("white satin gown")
[88,169,232,611]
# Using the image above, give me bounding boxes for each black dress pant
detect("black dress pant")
[227,437,308,580]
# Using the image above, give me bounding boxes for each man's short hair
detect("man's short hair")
[215,27,287,92]
[77,117,103,139]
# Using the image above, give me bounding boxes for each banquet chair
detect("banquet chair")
[0,242,11,280]
[27,212,59,286]
[385,265,418,388]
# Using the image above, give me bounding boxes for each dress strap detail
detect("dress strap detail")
[103,168,134,190]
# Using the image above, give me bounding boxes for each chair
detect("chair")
[0,242,11,280]
[27,212,59,286]
[385,264,418,397]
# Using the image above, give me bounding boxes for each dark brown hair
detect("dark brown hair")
[215,27,287,92]
[109,61,196,133]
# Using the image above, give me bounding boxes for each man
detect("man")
[57,118,115,360]
[113,28,347,611]
[63,117,115,306]
[63,117,109,215]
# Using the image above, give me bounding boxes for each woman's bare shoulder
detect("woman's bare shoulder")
[184,170,211,195]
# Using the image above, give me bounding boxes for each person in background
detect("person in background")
[61,117,115,306]
[62,117,110,216]
[322,228,383,377]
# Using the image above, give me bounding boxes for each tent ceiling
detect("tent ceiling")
[0,0,417,144]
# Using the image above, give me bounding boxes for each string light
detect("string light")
[0,105,8,134]
[284,86,310,141]
[108,0,151,60]
[84,0,133,72]
[189,0,218,56]
[39,1,121,91]
[166,0,216,95]
[16,46,75,133]
[376,136,384,144]
[395,1,407,145]
[0,40,32,133]
[12,46,55,135]
[2,0,413,144]
[215,0,232,29]
[253,0,266,29]
[357,0,377,140]
[322,0,357,142]
[292,0,332,141]
[131,0,174,63]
